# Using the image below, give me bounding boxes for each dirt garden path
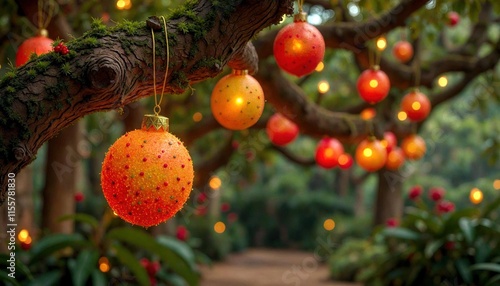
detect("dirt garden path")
[200,248,361,286]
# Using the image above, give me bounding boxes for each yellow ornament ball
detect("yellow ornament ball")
[101,115,194,227]
[211,69,265,130]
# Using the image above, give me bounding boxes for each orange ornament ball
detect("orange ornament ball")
[392,41,413,63]
[357,67,391,104]
[266,113,299,146]
[401,90,431,122]
[355,138,387,172]
[101,115,194,228]
[385,147,405,170]
[16,31,54,67]
[401,134,426,160]
[273,13,325,77]
[211,70,265,130]
[315,137,344,169]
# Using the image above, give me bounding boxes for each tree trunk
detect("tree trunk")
[374,169,404,225]
[41,123,81,233]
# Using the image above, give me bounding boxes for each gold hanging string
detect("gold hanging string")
[150,16,170,116]
[298,0,304,13]
[38,0,56,31]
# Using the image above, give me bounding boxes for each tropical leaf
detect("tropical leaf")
[58,213,99,229]
[459,218,475,244]
[91,269,107,286]
[111,242,150,286]
[68,250,99,286]
[29,233,91,265]
[455,259,472,284]
[470,263,500,273]
[424,239,444,259]
[24,271,62,286]
[156,236,197,269]
[0,270,21,286]
[106,227,199,286]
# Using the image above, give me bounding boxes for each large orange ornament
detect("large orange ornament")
[355,138,387,172]
[401,134,426,160]
[273,12,325,77]
[400,90,431,122]
[101,115,194,227]
[385,147,405,170]
[211,70,265,130]
[16,29,54,67]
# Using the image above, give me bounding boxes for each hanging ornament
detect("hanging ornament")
[357,66,391,104]
[16,29,54,67]
[101,16,193,228]
[447,11,460,27]
[401,134,426,160]
[392,41,413,63]
[338,153,354,170]
[266,113,299,146]
[315,137,344,169]
[381,131,397,153]
[16,1,56,67]
[273,1,325,77]
[385,147,405,170]
[355,137,387,172]
[400,89,431,122]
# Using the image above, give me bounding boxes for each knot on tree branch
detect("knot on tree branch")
[88,58,121,89]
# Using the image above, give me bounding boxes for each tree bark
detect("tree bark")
[374,169,404,225]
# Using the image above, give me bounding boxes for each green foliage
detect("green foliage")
[0,213,203,286]
[329,192,500,285]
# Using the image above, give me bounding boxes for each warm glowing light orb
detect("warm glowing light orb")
[469,188,483,204]
[494,179,500,190]
[438,76,448,87]
[209,176,222,190]
[318,80,330,94]
[360,108,376,120]
[18,229,29,242]
[376,37,387,50]
[99,257,110,272]
[315,62,324,72]
[192,112,203,122]
[398,111,407,121]
[214,221,226,233]
[323,219,336,231]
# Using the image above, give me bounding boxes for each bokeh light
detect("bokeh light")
[376,37,387,51]
[99,257,110,273]
[214,221,226,233]
[397,111,407,121]
[317,80,330,94]
[438,76,448,87]
[18,229,29,242]
[469,188,483,204]
[493,179,500,190]
[116,0,132,10]
[323,219,336,231]
[360,108,376,120]
[192,112,203,122]
[209,176,222,190]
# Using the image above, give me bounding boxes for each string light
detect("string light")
[209,176,222,190]
[192,112,203,122]
[438,76,448,87]
[397,111,407,121]
[99,257,110,273]
[469,188,483,204]
[214,221,226,233]
[376,37,387,51]
[315,62,324,72]
[494,179,500,190]
[317,80,330,94]
[116,0,131,10]
[323,219,336,231]
[18,229,29,242]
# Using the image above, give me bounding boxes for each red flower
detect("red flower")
[386,217,398,228]
[444,241,455,250]
[74,192,85,202]
[408,185,423,200]
[437,200,455,214]
[228,212,238,223]
[221,202,231,212]
[176,225,189,241]
[197,192,207,204]
[140,258,160,277]
[429,187,445,201]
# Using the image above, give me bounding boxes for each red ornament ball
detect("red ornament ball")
[273,13,325,77]
[401,134,426,160]
[447,11,460,27]
[357,67,391,104]
[392,41,413,63]
[101,116,194,228]
[16,33,54,67]
[401,90,431,122]
[385,147,405,170]
[381,131,397,153]
[355,138,387,172]
[211,70,265,130]
[338,153,354,170]
[266,113,299,146]
[315,137,344,169]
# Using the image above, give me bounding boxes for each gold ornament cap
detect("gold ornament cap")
[294,12,307,22]
[38,29,48,37]
[141,114,169,132]
[232,69,248,76]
